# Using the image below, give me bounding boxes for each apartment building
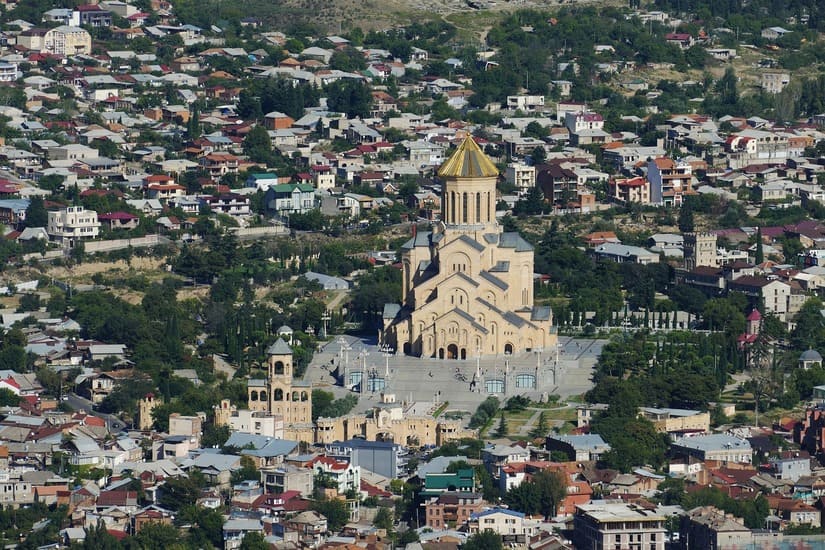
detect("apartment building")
[47,206,100,244]
[573,501,667,550]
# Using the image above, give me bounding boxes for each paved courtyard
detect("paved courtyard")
[303,336,605,415]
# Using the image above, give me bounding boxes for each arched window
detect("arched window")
[274,389,283,401]
[462,192,468,223]
[486,192,491,222]
[260,391,267,401]
[292,391,300,401]
[301,392,308,401]
[250,390,258,401]
[274,361,285,375]
[451,191,456,223]
[476,193,481,223]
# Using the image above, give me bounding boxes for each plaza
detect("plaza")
[304,335,605,416]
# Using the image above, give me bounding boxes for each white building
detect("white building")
[504,163,536,192]
[506,95,545,112]
[227,410,285,439]
[0,63,21,83]
[47,206,100,244]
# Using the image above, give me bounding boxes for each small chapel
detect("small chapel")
[382,136,556,359]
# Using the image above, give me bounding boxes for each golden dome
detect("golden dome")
[437,136,499,178]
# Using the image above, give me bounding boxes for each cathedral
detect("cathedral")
[383,136,556,359]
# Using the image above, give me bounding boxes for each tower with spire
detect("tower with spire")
[382,136,556,360]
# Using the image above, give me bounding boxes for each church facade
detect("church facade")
[383,137,556,359]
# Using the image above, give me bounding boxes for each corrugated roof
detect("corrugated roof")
[437,136,498,178]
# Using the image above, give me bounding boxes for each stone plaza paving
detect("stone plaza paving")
[303,335,606,415]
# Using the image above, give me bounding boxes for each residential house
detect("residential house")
[590,243,660,265]
[761,72,791,94]
[264,183,316,216]
[98,212,139,231]
[505,163,536,192]
[671,434,752,464]
[43,26,91,56]
[199,153,239,178]
[260,465,313,496]
[425,492,486,529]
[308,456,360,495]
[284,510,327,547]
[610,177,651,204]
[47,206,100,244]
[199,194,251,217]
[467,508,539,543]
[546,434,611,462]
[648,157,694,206]
[680,506,753,549]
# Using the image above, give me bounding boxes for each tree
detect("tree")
[529,411,548,439]
[755,227,765,264]
[373,506,393,531]
[133,521,181,549]
[158,476,201,511]
[531,145,546,164]
[311,497,349,531]
[463,530,504,550]
[0,388,19,407]
[243,125,274,165]
[239,532,270,550]
[25,196,48,228]
[495,412,508,437]
[678,202,694,232]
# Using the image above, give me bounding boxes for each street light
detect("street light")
[381,343,394,378]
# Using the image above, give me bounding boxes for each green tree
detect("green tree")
[463,530,504,550]
[311,497,349,531]
[25,196,48,228]
[373,506,394,531]
[158,476,201,511]
[495,412,508,437]
[239,531,270,550]
[529,411,548,439]
[755,227,764,264]
[0,388,19,407]
[133,521,181,549]
[678,202,694,232]
[243,125,274,165]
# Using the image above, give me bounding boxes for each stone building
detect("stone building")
[314,394,474,447]
[684,232,717,270]
[383,136,556,359]
[246,339,313,442]
[138,393,161,431]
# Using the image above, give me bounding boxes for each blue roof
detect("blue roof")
[224,432,298,457]
[331,439,400,450]
[0,199,30,212]
[470,507,525,520]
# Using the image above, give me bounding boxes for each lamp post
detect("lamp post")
[321,311,330,339]
[381,344,393,378]
[338,337,351,389]
[534,347,542,390]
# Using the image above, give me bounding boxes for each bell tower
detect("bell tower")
[438,136,499,233]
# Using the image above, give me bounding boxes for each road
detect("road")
[65,393,126,434]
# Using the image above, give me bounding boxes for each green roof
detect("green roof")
[423,469,475,491]
[251,173,278,179]
[270,183,314,193]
